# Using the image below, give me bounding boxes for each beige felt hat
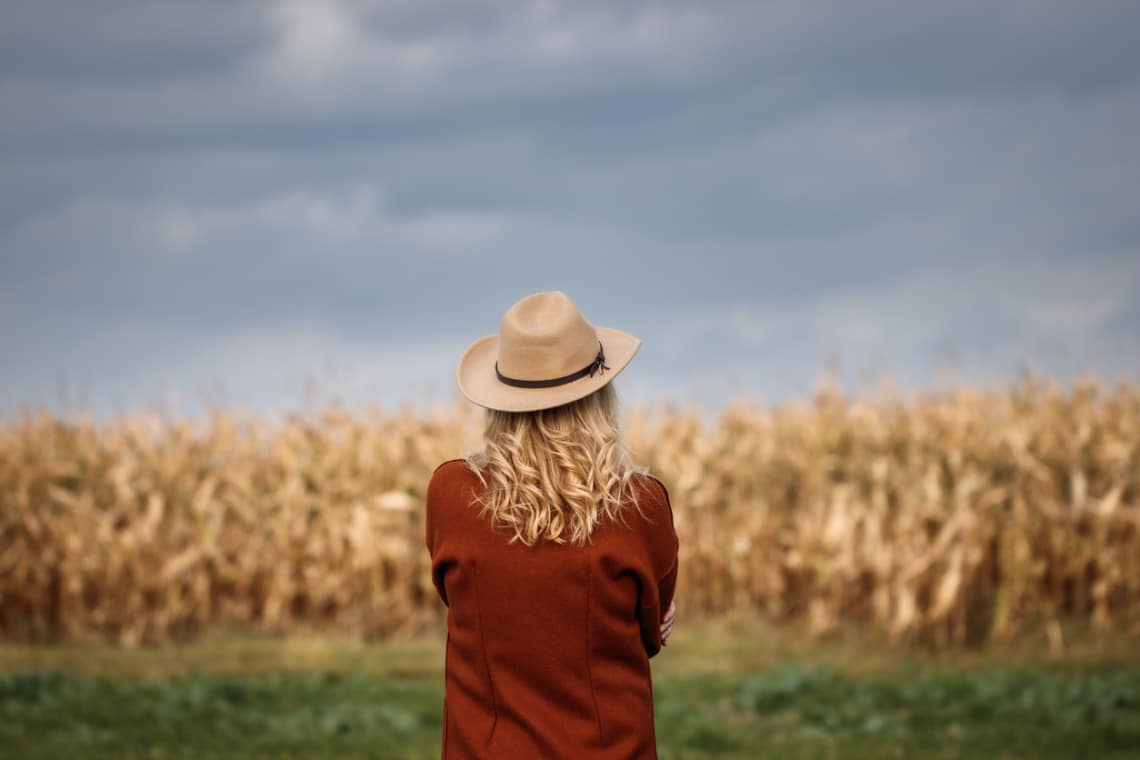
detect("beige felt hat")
[456,291,641,412]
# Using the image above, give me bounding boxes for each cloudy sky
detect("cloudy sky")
[2,0,1138,420]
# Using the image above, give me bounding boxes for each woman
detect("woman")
[425,290,679,759]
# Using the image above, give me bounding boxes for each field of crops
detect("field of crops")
[2,373,1138,647]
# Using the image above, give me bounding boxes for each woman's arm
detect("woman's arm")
[424,461,458,607]
[637,476,680,658]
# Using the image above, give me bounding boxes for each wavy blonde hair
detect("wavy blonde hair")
[462,382,649,546]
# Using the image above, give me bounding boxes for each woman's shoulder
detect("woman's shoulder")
[431,457,473,479]
[425,459,485,543]
[629,470,669,503]
[628,471,675,529]
[429,458,482,490]
[427,458,481,503]
[623,471,678,569]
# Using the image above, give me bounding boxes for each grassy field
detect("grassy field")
[3,619,1139,759]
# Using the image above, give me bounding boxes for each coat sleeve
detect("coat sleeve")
[637,476,680,659]
[424,461,455,607]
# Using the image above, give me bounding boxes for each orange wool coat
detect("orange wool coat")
[425,458,680,759]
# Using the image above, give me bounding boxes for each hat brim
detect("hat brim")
[456,326,641,412]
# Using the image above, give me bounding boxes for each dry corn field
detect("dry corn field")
[2,374,1138,648]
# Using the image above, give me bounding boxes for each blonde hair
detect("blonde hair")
[463,382,648,546]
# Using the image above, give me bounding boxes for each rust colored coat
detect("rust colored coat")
[425,458,680,759]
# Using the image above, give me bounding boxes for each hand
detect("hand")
[660,600,676,646]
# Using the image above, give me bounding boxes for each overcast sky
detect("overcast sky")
[2,0,1139,421]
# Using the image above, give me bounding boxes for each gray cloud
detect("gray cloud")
[0,1,272,82]
[1,0,1138,419]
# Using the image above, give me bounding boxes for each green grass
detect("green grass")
[3,619,1140,759]
[655,665,1140,759]
[3,664,1139,759]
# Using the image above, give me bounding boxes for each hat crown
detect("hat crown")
[497,291,600,381]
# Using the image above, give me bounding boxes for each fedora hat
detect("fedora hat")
[456,291,641,412]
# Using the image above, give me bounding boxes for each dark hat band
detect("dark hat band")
[495,341,610,388]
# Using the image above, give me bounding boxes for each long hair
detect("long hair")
[462,382,648,546]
